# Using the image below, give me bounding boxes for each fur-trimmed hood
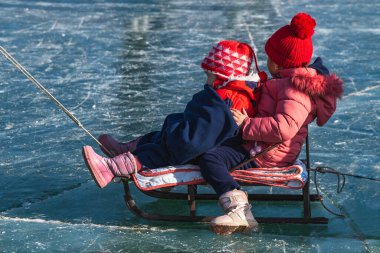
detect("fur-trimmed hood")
[279,68,344,126]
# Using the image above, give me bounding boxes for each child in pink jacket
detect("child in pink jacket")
[201,12,344,235]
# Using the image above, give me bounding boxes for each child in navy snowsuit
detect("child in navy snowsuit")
[81,40,266,189]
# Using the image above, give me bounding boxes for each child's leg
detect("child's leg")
[98,134,142,157]
[98,131,160,157]
[199,144,258,234]
[199,144,254,196]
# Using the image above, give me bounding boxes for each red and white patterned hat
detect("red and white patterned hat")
[201,40,254,78]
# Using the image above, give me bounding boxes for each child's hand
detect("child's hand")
[231,108,248,127]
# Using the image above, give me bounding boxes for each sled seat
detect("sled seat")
[131,159,308,192]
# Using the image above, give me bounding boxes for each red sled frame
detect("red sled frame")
[122,134,329,224]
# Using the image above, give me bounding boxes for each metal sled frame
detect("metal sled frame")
[122,135,329,224]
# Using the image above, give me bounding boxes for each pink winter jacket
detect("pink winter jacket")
[241,67,344,168]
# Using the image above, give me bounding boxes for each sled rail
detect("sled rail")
[123,183,328,224]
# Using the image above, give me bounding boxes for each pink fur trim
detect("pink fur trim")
[291,71,344,98]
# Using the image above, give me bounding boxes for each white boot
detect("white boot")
[211,189,258,235]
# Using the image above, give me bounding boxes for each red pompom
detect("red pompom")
[290,12,316,39]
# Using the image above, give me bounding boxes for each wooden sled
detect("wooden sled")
[122,135,329,224]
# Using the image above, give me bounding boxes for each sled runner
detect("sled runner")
[122,135,329,224]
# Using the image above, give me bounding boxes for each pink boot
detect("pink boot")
[82,146,139,188]
[211,189,258,235]
[98,134,142,157]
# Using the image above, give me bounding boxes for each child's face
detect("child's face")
[267,58,281,78]
[205,72,217,85]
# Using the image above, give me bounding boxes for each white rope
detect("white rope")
[0,45,114,157]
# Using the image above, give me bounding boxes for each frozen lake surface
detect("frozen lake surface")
[0,0,379,252]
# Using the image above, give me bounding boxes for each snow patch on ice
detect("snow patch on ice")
[4,122,14,130]
[0,215,178,232]
[344,84,380,97]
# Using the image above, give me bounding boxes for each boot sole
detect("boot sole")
[82,147,107,189]
[210,225,247,235]
[211,221,259,235]
[240,221,259,234]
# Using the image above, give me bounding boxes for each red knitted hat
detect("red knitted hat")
[201,40,254,78]
[265,12,316,68]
